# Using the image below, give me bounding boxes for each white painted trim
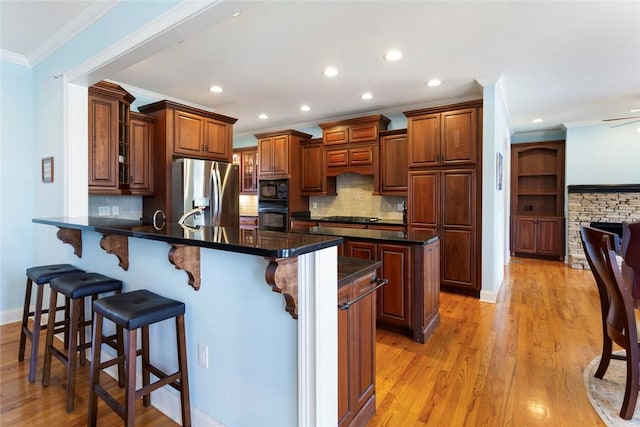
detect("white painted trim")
[479,289,499,304]
[0,49,30,67]
[0,307,23,325]
[99,345,225,427]
[27,1,118,67]
[65,82,88,216]
[65,1,228,83]
[297,247,338,426]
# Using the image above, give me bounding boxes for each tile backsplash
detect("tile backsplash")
[88,195,142,219]
[310,173,405,220]
[240,194,258,216]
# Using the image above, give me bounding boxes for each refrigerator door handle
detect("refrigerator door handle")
[211,163,220,225]
[215,166,222,224]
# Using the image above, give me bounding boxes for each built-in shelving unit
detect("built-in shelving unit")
[510,140,565,259]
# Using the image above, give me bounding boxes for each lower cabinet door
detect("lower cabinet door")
[377,244,412,328]
[536,217,563,257]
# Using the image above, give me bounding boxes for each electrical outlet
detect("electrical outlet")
[98,206,110,216]
[198,343,208,368]
[312,202,318,209]
[111,206,119,216]
[397,203,404,211]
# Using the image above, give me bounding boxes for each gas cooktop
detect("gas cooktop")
[323,216,381,223]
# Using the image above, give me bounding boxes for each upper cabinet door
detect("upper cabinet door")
[129,114,154,194]
[173,111,204,156]
[441,108,477,165]
[203,118,231,162]
[408,113,440,168]
[88,94,118,189]
[258,137,274,175]
[271,135,289,176]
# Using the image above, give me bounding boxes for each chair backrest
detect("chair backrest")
[582,225,639,351]
[580,226,619,334]
[622,221,640,301]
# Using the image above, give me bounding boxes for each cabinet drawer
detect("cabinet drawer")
[349,147,373,166]
[324,127,349,145]
[327,149,349,167]
[349,123,378,143]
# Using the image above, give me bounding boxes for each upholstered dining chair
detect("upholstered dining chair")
[581,225,640,420]
[580,226,626,377]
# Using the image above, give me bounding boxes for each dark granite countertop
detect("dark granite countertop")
[337,257,381,287]
[290,213,406,227]
[33,217,342,258]
[292,226,438,245]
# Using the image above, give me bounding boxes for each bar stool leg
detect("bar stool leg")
[28,283,45,383]
[125,328,137,427]
[176,314,192,427]
[88,312,103,427]
[18,278,33,362]
[117,324,125,388]
[142,325,151,407]
[41,288,58,387]
[65,297,82,412]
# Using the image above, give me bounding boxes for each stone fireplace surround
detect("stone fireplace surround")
[567,184,640,269]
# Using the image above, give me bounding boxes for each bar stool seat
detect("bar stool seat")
[19,264,85,383]
[42,272,123,412]
[89,289,191,427]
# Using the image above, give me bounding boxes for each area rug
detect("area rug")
[584,351,640,426]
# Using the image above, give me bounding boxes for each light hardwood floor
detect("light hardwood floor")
[1,258,605,426]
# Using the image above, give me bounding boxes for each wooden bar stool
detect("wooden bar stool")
[19,264,85,383]
[88,289,191,427]
[42,272,124,412]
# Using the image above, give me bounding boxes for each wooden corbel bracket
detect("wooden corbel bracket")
[168,244,201,290]
[100,234,129,271]
[265,257,298,319]
[56,227,82,258]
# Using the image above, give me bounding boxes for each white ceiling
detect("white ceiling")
[2,1,639,137]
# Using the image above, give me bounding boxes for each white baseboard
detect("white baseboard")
[1,307,24,325]
[479,289,498,303]
[101,350,225,427]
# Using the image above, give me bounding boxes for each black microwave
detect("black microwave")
[259,179,288,201]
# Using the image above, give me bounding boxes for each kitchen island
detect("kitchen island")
[32,217,343,427]
[293,226,440,343]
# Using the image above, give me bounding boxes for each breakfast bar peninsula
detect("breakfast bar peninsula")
[33,217,343,427]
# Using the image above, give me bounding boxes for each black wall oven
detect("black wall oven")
[258,204,288,232]
[258,179,289,231]
[259,179,288,202]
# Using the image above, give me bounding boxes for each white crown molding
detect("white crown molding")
[27,1,118,67]
[1,49,30,67]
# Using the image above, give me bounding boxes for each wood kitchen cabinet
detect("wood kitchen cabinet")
[405,100,482,296]
[300,138,336,196]
[88,81,135,194]
[138,100,237,162]
[128,112,154,195]
[406,106,477,168]
[343,238,439,342]
[320,114,390,146]
[510,141,565,259]
[256,130,312,179]
[408,168,477,293]
[138,100,237,223]
[338,271,377,427]
[232,146,258,195]
[380,129,408,195]
[172,110,233,161]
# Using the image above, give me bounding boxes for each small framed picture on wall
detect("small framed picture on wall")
[42,156,54,183]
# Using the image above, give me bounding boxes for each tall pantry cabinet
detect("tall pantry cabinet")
[510,141,565,259]
[405,100,483,296]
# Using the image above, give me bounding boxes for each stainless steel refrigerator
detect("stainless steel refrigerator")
[172,158,239,228]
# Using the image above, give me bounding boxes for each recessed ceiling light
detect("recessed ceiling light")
[232,12,241,17]
[361,92,373,100]
[300,105,311,112]
[532,118,543,123]
[258,113,268,120]
[384,50,402,61]
[631,108,640,113]
[426,79,441,87]
[322,67,338,77]
[209,85,223,93]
